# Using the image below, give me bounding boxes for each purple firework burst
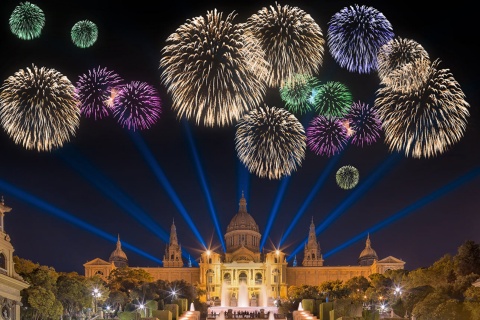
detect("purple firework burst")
[112,81,162,131]
[306,115,348,157]
[76,66,124,120]
[327,4,394,74]
[345,100,382,147]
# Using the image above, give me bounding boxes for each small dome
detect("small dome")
[109,235,128,268]
[358,234,378,266]
[226,194,259,233]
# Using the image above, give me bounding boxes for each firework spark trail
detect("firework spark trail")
[377,37,430,85]
[235,105,306,180]
[313,81,353,117]
[345,100,382,147]
[0,64,80,151]
[327,4,394,74]
[336,165,360,190]
[160,9,268,127]
[306,115,348,157]
[279,74,320,115]
[375,59,470,158]
[71,20,98,48]
[9,1,45,40]
[245,2,325,87]
[112,81,162,131]
[76,66,124,120]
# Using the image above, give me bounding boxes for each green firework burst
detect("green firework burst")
[9,2,45,40]
[71,20,98,48]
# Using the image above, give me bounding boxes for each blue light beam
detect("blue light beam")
[260,177,290,251]
[183,120,226,252]
[237,159,251,202]
[287,152,401,261]
[0,179,162,264]
[324,166,480,258]
[57,147,170,242]
[279,153,341,247]
[129,131,207,249]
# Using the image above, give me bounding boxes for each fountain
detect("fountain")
[221,282,229,307]
[260,284,268,307]
[208,281,279,316]
[298,302,303,311]
[190,303,195,311]
[238,281,249,307]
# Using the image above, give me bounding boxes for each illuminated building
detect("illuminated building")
[0,200,29,320]
[84,194,405,301]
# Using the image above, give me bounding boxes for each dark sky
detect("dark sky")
[0,0,478,275]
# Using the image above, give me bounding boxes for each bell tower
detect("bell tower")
[302,217,323,266]
[163,219,183,267]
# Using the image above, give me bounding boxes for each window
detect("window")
[224,273,231,284]
[255,273,262,284]
[0,253,5,270]
[239,272,247,283]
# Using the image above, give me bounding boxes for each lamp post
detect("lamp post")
[92,288,101,314]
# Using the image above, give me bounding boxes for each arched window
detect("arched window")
[95,270,104,276]
[224,273,231,284]
[239,272,247,283]
[0,253,6,270]
[207,269,214,284]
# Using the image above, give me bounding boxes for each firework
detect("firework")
[279,74,320,114]
[160,9,268,127]
[327,4,394,74]
[235,105,306,180]
[9,1,45,40]
[306,115,348,157]
[336,165,359,190]
[345,100,382,147]
[374,59,470,158]
[76,66,124,120]
[71,20,98,48]
[313,81,353,117]
[111,81,161,131]
[377,37,430,84]
[245,2,325,87]
[0,64,80,151]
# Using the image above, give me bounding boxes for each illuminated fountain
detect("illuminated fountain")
[208,281,278,315]
[238,281,249,307]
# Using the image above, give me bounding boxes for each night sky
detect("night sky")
[0,0,478,275]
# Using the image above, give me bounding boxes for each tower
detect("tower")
[358,233,378,266]
[109,234,128,268]
[163,219,183,267]
[302,217,323,266]
[0,198,29,320]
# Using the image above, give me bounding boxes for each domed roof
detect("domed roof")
[109,235,128,267]
[358,234,378,266]
[226,193,259,233]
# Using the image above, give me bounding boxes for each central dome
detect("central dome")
[226,195,259,233]
[225,193,261,255]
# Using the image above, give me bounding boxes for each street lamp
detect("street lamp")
[92,288,101,314]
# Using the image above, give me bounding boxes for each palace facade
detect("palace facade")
[84,194,405,301]
[0,200,29,320]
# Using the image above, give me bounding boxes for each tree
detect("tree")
[318,280,348,300]
[26,286,63,320]
[107,267,154,293]
[344,276,370,301]
[454,240,480,277]
[56,272,91,320]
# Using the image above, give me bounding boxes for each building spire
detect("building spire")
[170,219,178,246]
[239,191,247,213]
